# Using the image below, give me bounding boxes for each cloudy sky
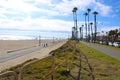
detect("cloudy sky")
[0,0,120,38]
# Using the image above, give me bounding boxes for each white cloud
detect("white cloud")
[0,0,113,17]
[39,0,112,17]
[0,34,33,40]
[94,2,112,16]
[35,0,51,5]
[0,0,39,13]
[98,26,120,32]
[0,16,73,31]
[51,0,95,15]
[0,0,114,33]
[0,14,7,19]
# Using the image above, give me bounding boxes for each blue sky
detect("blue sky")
[0,0,120,38]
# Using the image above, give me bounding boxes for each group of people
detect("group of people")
[44,43,48,47]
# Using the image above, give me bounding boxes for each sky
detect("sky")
[0,0,120,39]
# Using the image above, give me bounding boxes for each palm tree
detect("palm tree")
[72,7,78,40]
[106,32,108,41]
[81,25,84,40]
[87,8,91,42]
[83,12,88,41]
[79,27,82,40]
[72,7,78,30]
[109,29,119,42]
[93,11,98,42]
[90,22,93,42]
[102,31,104,42]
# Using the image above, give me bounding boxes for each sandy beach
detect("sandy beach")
[0,39,55,56]
[0,40,66,72]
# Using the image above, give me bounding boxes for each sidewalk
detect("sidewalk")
[0,41,66,72]
[81,41,120,60]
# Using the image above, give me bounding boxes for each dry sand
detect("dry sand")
[0,40,66,72]
[0,39,54,56]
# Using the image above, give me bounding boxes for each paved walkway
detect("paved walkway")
[0,42,54,63]
[81,41,120,60]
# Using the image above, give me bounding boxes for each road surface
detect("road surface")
[81,41,120,60]
[0,42,54,63]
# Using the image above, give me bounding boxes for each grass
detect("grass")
[0,42,74,80]
[0,40,120,80]
[77,42,120,80]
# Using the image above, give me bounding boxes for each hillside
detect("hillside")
[0,40,120,80]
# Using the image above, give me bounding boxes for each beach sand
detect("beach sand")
[0,39,54,56]
[0,40,66,72]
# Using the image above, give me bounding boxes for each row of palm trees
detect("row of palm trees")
[72,7,99,42]
[82,8,98,42]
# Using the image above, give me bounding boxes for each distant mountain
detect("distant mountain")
[0,35,33,40]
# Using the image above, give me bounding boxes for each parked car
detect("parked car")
[102,41,108,45]
[113,42,120,47]
[108,42,113,46]
[99,41,102,44]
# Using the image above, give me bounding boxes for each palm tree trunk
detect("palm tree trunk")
[82,26,84,40]
[91,24,93,42]
[94,15,97,42]
[88,14,90,42]
[75,12,78,40]
[85,16,87,41]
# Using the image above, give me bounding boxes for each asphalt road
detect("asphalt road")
[0,41,58,63]
[81,41,120,60]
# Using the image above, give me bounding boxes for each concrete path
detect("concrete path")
[81,41,120,60]
[0,41,66,72]
[0,42,53,63]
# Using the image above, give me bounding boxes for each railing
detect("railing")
[0,71,17,80]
